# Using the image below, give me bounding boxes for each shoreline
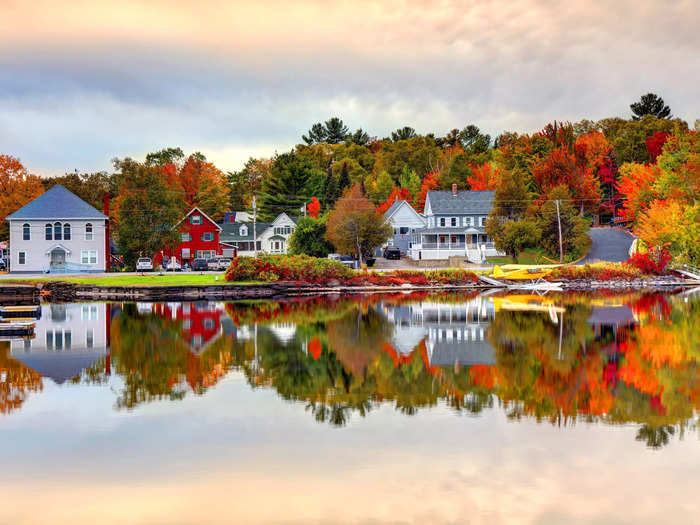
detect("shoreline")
[0,276,697,303]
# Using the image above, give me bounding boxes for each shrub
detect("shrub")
[225,255,353,283]
[628,247,671,275]
[547,262,644,281]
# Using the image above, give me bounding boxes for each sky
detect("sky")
[1,0,698,176]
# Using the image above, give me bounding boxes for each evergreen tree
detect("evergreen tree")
[302,123,327,145]
[144,147,185,167]
[325,117,349,144]
[323,167,338,208]
[391,126,417,141]
[258,152,313,221]
[288,216,334,257]
[347,128,370,146]
[337,161,351,197]
[631,93,672,120]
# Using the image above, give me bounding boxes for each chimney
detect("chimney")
[104,193,110,272]
[452,183,457,196]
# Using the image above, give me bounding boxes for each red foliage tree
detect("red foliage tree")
[467,162,500,190]
[645,132,670,164]
[307,196,321,219]
[376,186,412,214]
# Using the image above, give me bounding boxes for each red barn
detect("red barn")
[154,207,222,268]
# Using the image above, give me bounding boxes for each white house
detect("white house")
[409,186,504,263]
[6,185,108,273]
[382,200,427,254]
[220,212,297,257]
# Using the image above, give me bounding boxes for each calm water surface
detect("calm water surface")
[1,290,699,524]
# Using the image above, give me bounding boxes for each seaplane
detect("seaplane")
[481,264,564,292]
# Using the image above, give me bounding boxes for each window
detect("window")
[256,241,262,251]
[54,222,62,240]
[203,319,215,329]
[451,217,457,227]
[85,223,93,241]
[181,233,191,242]
[440,218,445,227]
[82,305,98,321]
[46,331,54,350]
[240,226,247,236]
[63,223,71,240]
[64,330,71,350]
[201,232,214,242]
[86,329,94,348]
[480,216,486,226]
[18,251,26,265]
[190,215,202,225]
[45,223,53,240]
[22,223,30,240]
[81,250,98,264]
[183,319,192,330]
[399,227,409,235]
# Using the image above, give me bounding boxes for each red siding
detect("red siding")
[154,210,222,265]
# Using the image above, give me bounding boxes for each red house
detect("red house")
[154,207,223,267]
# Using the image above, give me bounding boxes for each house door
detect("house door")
[51,248,66,268]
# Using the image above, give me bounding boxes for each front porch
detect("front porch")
[409,229,503,262]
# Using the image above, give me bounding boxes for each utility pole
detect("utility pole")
[252,195,257,258]
[555,199,563,263]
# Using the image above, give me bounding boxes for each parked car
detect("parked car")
[0,258,6,271]
[164,258,182,271]
[328,254,357,269]
[207,256,232,271]
[192,258,209,271]
[136,257,153,271]
[383,247,401,260]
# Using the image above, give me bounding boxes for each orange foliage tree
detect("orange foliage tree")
[164,154,230,221]
[532,147,601,213]
[467,162,500,190]
[616,164,659,221]
[415,171,441,212]
[0,155,44,241]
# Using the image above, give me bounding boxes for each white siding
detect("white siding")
[9,219,107,272]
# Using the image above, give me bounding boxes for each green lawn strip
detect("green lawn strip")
[2,274,262,287]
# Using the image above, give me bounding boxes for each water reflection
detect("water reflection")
[1,291,698,447]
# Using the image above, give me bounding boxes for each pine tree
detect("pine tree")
[337,161,351,197]
[258,152,313,221]
[631,93,672,120]
[323,167,338,208]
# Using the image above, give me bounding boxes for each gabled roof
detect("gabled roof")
[220,221,271,242]
[384,199,425,222]
[6,185,107,221]
[176,207,222,231]
[425,190,495,215]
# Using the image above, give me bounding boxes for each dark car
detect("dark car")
[192,258,209,271]
[383,247,401,260]
[0,258,6,271]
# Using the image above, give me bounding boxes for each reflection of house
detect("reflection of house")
[382,297,496,367]
[7,185,108,273]
[10,303,109,384]
[409,187,503,263]
[152,301,226,353]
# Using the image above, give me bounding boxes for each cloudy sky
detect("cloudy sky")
[1,0,698,175]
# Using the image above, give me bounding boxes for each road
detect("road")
[578,228,635,264]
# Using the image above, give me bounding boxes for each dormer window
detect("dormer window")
[190,215,202,225]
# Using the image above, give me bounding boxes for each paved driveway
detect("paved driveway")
[578,228,635,264]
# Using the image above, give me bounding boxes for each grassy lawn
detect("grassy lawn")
[2,273,262,287]
[487,249,546,265]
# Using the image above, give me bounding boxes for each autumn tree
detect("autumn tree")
[631,93,672,120]
[398,166,421,199]
[489,219,540,263]
[375,170,394,202]
[113,158,184,268]
[227,157,271,210]
[307,196,321,219]
[467,162,500,191]
[415,171,441,211]
[326,185,392,264]
[42,171,113,211]
[536,185,589,261]
[0,155,44,241]
[376,186,412,214]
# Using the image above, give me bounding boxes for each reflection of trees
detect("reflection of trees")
[636,424,676,449]
[109,304,235,409]
[0,341,43,414]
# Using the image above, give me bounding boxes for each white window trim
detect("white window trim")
[85,223,94,241]
[18,251,26,265]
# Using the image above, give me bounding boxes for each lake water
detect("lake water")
[1,290,699,524]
